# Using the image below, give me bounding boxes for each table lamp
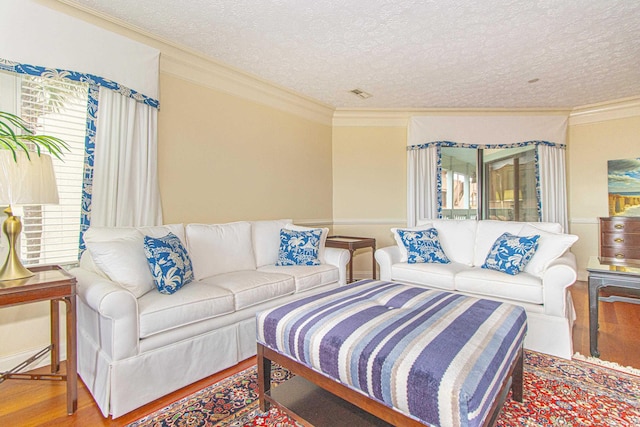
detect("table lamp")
[0,150,59,281]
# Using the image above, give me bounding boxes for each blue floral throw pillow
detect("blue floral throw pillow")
[276,228,322,266]
[397,228,450,264]
[482,232,540,275]
[144,232,194,294]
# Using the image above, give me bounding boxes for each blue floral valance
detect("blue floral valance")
[0,58,159,109]
[407,140,565,151]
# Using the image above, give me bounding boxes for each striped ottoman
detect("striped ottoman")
[257,280,526,427]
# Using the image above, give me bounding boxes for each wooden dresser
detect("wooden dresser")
[599,216,640,266]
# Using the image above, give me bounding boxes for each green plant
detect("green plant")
[0,111,70,161]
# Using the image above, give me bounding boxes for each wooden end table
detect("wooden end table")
[0,265,77,415]
[586,256,640,358]
[326,236,376,283]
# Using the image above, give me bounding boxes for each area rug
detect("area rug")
[127,351,640,427]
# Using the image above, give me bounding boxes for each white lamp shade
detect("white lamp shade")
[0,150,59,206]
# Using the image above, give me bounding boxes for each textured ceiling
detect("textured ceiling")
[62,0,640,109]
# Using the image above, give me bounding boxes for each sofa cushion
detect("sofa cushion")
[84,232,155,298]
[396,228,450,264]
[455,268,543,305]
[252,219,292,267]
[431,220,478,265]
[276,228,323,266]
[284,224,329,263]
[137,282,235,338]
[186,222,256,280]
[200,270,295,310]
[258,264,339,292]
[144,232,194,294]
[391,223,433,262]
[481,232,540,275]
[521,224,579,277]
[390,262,471,291]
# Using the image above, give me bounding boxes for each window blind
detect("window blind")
[0,71,88,266]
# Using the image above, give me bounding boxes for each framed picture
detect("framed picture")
[608,157,640,216]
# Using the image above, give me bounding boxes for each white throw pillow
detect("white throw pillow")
[186,222,257,280]
[391,223,433,262]
[430,220,477,266]
[251,219,292,267]
[520,224,579,277]
[85,233,155,297]
[284,224,329,264]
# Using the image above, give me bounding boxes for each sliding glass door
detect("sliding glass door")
[440,145,538,222]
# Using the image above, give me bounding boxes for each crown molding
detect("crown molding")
[161,54,334,125]
[332,108,571,127]
[55,0,335,126]
[569,96,640,125]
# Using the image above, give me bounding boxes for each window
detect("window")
[0,70,88,266]
[440,145,538,222]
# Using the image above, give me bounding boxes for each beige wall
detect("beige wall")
[568,114,640,280]
[332,125,407,276]
[331,107,640,280]
[158,73,333,224]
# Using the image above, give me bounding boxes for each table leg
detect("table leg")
[588,277,601,358]
[348,250,355,283]
[65,296,77,415]
[50,300,60,373]
[372,248,376,280]
[257,344,272,412]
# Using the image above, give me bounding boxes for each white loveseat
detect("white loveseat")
[70,219,349,418]
[375,219,578,359]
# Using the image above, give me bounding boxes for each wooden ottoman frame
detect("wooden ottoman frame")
[258,343,523,426]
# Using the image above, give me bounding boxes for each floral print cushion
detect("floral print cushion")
[144,232,194,294]
[276,228,322,266]
[482,232,540,275]
[397,228,451,264]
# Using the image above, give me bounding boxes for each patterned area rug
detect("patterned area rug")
[127,351,640,427]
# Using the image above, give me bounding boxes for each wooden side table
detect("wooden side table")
[0,265,77,415]
[586,256,640,358]
[326,236,376,283]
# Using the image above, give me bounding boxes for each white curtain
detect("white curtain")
[538,144,568,231]
[91,88,162,227]
[407,146,439,226]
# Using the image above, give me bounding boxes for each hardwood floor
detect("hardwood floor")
[0,281,638,426]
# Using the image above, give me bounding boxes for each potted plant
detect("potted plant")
[0,111,70,161]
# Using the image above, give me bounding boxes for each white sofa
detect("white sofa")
[70,219,349,418]
[375,219,578,359]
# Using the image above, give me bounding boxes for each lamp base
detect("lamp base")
[0,207,34,281]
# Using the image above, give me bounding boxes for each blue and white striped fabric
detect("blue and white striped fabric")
[257,280,527,427]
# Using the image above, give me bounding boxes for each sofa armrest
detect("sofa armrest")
[375,246,402,281]
[541,251,578,318]
[70,267,139,360]
[324,247,350,285]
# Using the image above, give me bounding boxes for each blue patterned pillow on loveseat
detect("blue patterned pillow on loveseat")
[397,228,450,264]
[482,232,539,275]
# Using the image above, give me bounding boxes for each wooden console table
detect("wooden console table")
[586,256,640,358]
[0,265,77,415]
[326,236,376,283]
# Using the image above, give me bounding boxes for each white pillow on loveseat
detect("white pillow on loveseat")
[520,224,579,277]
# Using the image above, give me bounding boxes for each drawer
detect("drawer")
[599,247,640,264]
[600,232,640,247]
[600,218,640,233]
